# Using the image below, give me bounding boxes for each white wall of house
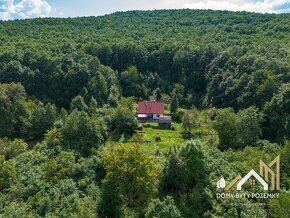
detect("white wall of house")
[153,114,164,120]
[138,114,164,120]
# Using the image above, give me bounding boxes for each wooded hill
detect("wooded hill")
[0,10,289,217]
[1,9,289,142]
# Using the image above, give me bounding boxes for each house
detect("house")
[158,116,172,129]
[138,101,164,120]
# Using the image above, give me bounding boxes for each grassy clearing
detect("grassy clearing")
[132,122,184,150]
[106,109,218,161]
[119,122,184,165]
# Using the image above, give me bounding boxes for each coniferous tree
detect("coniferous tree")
[170,93,179,114]
[108,85,120,107]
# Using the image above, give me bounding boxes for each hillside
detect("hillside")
[0,10,289,217]
[0,10,290,108]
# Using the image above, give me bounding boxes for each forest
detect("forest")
[0,9,290,217]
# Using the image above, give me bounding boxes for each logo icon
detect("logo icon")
[217,177,226,189]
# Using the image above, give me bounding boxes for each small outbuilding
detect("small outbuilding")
[158,116,172,129]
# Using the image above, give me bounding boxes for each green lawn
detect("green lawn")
[107,109,217,159]
[124,122,185,153]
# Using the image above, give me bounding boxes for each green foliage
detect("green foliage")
[120,66,145,97]
[60,111,108,155]
[240,205,268,218]
[108,84,120,107]
[102,144,158,210]
[0,138,28,159]
[87,72,109,106]
[0,83,58,140]
[70,95,88,112]
[171,108,185,123]
[30,179,98,217]
[0,155,16,191]
[172,84,184,98]
[170,93,179,114]
[225,141,281,176]
[76,155,105,184]
[0,202,35,218]
[98,181,121,217]
[281,140,290,189]
[160,140,205,194]
[44,127,64,147]
[0,83,29,138]
[256,71,279,107]
[263,83,290,143]
[29,102,58,139]
[88,96,98,115]
[0,9,289,217]
[120,97,135,111]
[213,108,237,148]
[236,107,264,147]
[269,192,290,218]
[213,107,263,150]
[182,108,199,138]
[113,106,138,134]
[145,196,182,218]
[42,151,76,182]
[159,140,213,217]
[0,10,289,113]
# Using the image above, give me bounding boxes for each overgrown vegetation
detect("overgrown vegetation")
[0,9,289,217]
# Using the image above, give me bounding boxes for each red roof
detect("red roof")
[138,101,164,114]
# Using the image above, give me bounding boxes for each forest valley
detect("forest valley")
[0,9,290,218]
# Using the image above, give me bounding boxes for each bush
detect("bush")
[155,133,161,142]
[171,123,176,131]
[213,107,263,150]
[29,102,58,139]
[0,83,29,138]
[145,196,182,218]
[60,111,108,155]
[172,109,185,123]
[0,138,28,159]
[0,155,16,191]
[113,106,138,134]
[159,140,205,194]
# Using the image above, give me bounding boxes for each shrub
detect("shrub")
[145,196,182,218]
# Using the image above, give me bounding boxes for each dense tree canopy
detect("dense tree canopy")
[0,9,289,217]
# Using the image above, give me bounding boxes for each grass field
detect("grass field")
[107,108,218,160]
[130,122,184,150]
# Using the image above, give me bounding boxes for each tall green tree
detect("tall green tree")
[159,140,205,194]
[213,107,263,150]
[145,196,182,218]
[0,155,16,191]
[113,106,138,134]
[29,102,58,139]
[88,96,98,115]
[0,138,28,159]
[0,83,29,138]
[182,108,198,138]
[70,95,88,112]
[108,85,120,107]
[60,111,107,155]
[256,71,279,107]
[263,83,290,143]
[170,93,179,114]
[102,144,158,210]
